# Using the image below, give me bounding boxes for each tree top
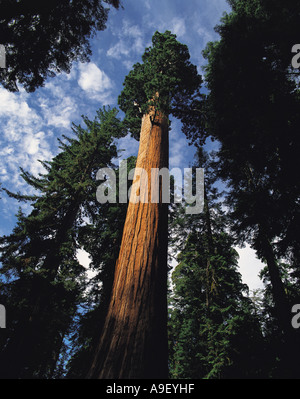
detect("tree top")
[118,31,202,140]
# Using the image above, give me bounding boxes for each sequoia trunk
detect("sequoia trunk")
[87,108,169,379]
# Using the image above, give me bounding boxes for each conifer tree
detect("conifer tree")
[256,261,300,378]
[168,150,266,379]
[0,107,125,378]
[200,0,300,376]
[87,31,202,379]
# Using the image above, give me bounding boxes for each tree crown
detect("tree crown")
[118,30,202,140]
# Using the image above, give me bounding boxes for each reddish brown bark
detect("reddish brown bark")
[87,108,169,379]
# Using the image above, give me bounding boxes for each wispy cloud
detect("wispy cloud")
[106,19,145,68]
[39,82,78,129]
[169,17,186,38]
[117,134,139,161]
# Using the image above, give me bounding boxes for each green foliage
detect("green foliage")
[0,106,125,378]
[200,0,300,377]
[118,30,202,140]
[168,150,266,379]
[0,0,120,92]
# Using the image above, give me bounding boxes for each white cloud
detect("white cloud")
[37,81,79,129]
[117,134,139,160]
[23,131,46,155]
[77,248,91,269]
[78,62,111,91]
[197,26,214,44]
[0,87,55,194]
[170,137,187,168]
[0,88,40,140]
[122,20,143,40]
[78,62,114,103]
[169,122,196,169]
[43,97,76,129]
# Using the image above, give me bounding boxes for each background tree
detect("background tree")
[86,31,202,379]
[256,262,300,378]
[200,0,300,376]
[0,107,125,378]
[168,150,266,379]
[0,0,120,92]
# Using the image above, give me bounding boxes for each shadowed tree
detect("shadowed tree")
[0,0,120,92]
[168,149,267,379]
[0,107,125,378]
[202,0,300,377]
[87,31,202,379]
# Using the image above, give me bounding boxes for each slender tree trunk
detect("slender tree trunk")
[245,166,292,336]
[260,232,300,378]
[87,107,169,379]
[245,165,300,376]
[260,233,291,334]
[204,187,214,310]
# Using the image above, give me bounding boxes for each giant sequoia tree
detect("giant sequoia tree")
[87,31,202,379]
[0,0,120,92]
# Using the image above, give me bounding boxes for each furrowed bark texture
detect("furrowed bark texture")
[87,109,169,379]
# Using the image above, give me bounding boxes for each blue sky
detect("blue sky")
[0,0,264,290]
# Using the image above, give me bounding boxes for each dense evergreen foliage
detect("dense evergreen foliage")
[168,151,266,379]
[0,0,120,92]
[118,30,202,140]
[200,0,300,377]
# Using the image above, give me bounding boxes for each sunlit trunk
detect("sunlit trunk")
[87,107,169,379]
